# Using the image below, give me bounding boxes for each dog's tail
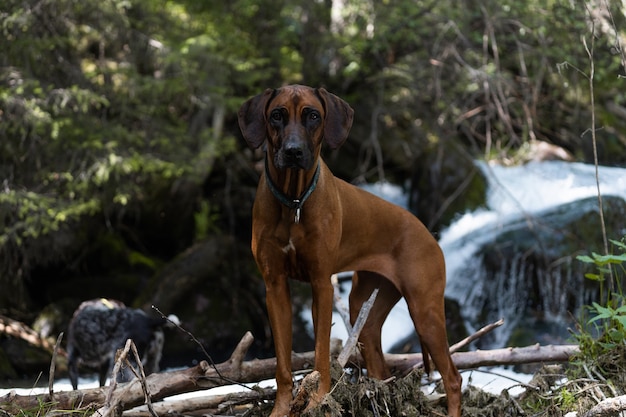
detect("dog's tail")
[420,342,432,375]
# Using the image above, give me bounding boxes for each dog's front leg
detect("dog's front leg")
[265,273,294,417]
[307,275,334,409]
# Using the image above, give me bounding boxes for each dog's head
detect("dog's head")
[238,85,354,170]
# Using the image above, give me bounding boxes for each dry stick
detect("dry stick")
[151,304,246,388]
[93,338,134,417]
[0,314,67,356]
[449,318,504,354]
[582,4,613,290]
[125,333,266,417]
[411,318,505,371]
[124,389,276,417]
[332,274,352,333]
[337,288,379,368]
[48,332,64,399]
[127,341,158,417]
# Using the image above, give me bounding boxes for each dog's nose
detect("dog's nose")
[284,142,305,160]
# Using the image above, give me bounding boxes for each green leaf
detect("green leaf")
[609,239,626,251]
[577,255,595,264]
[616,316,626,331]
[584,273,603,281]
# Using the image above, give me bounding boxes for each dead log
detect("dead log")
[582,395,626,417]
[123,388,276,417]
[0,332,339,414]
[385,344,579,374]
[0,314,66,356]
[1,334,579,416]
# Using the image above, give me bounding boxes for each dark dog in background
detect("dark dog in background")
[67,298,176,389]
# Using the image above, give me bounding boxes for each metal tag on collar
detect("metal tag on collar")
[294,200,301,224]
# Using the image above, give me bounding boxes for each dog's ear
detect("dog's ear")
[316,88,354,149]
[238,89,275,149]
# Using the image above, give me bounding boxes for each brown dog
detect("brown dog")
[238,85,461,417]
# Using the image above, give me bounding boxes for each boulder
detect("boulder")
[460,195,626,348]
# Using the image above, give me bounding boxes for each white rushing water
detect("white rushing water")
[440,161,626,347]
[440,160,626,245]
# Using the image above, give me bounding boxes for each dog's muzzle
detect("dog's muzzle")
[277,136,312,170]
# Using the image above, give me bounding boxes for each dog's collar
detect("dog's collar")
[264,155,321,224]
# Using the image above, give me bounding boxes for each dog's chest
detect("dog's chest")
[281,237,297,254]
[274,227,313,282]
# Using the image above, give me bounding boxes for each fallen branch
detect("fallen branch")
[0,332,338,414]
[332,273,351,332]
[126,344,580,417]
[408,318,504,371]
[0,314,66,356]
[450,318,505,353]
[123,388,276,417]
[386,344,579,375]
[337,288,378,367]
[582,394,626,417]
[1,333,578,416]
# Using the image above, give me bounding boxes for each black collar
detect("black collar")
[264,155,321,224]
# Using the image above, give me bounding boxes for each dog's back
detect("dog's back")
[67,299,165,389]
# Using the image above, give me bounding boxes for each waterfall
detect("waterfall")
[441,161,626,348]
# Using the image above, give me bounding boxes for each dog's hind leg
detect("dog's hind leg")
[349,271,401,379]
[402,270,462,417]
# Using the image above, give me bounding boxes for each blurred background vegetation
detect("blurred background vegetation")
[0,0,624,378]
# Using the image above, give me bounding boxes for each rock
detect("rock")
[464,195,626,348]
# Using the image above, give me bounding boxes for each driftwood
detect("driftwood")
[581,394,626,417]
[0,314,66,356]
[336,287,379,367]
[0,305,580,416]
[124,388,276,417]
[1,325,579,415]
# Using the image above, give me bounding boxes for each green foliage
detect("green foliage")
[573,238,626,369]
[193,200,220,242]
[1,0,625,314]
[0,0,248,304]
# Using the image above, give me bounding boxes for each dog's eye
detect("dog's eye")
[270,110,282,122]
[308,111,320,121]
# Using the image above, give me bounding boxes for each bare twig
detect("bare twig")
[582,4,613,291]
[48,332,64,399]
[410,318,504,371]
[127,341,158,417]
[337,288,379,367]
[92,338,133,417]
[152,304,244,388]
[449,318,504,354]
[332,274,352,333]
